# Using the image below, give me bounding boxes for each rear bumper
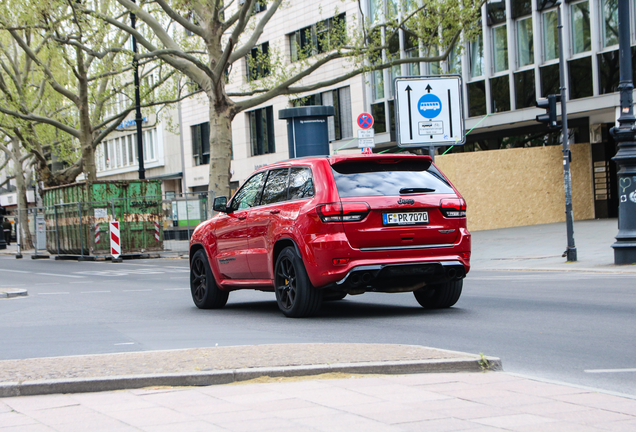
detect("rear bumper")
[330,260,465,293]
[303,227,471,290]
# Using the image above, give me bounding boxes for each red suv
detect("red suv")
[189,153,470,317]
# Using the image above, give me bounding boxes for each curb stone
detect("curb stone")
[0,356,502,397]
[0,289,28,298]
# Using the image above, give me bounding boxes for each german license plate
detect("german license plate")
[383,212,428,226]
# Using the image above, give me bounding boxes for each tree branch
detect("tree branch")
[227,0,283,65]
[154,0,205,37]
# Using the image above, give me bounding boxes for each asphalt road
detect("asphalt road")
[0,256,634,397]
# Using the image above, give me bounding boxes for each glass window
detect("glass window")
[369,0,382,23]
[470,34,484,78]
[371,102,386,133]
[230,172,266,211]
[598,50,620,94]
[127,135,134,164]
[571,1,591,54]
[467,81,487,117]
[249,106,275,157]
[448,44,462,75]
[260,168,290,206]
[331,160,455,198]
[511,0,532,18]
[540,63,560,97]
[487,0,506,24]
[288,167,315,200]
[406,49,421,76]
[490,75,511,112]
[568,56,593,99]
[514,69,536,109]
[246,42,270,81]
[373,69,384,100]
[192,122,210,166]
[543,10,559,62]
[404,30,420,76]
[517,17,533,67]
[492,24,509,73]
[254,0,267,13]
[601,0,618,48]
[103,141,109,168]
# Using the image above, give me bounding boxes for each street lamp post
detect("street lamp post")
[131,0,145,180]
[610,0,636,264]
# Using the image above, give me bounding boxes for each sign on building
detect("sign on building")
[394,76,465,148]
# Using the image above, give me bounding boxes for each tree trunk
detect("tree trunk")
[77,47,98,182]
[207,98,234,199]
[9,137,33,249]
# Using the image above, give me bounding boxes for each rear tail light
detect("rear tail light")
[440,198,467,217]
[317,202,370,222]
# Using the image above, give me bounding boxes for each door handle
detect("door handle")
[237,215,247,220]
[270,210,280,214]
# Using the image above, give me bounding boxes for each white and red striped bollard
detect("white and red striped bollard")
[110,221,121,259]
[154,221,160,241]
[95,222,100,244]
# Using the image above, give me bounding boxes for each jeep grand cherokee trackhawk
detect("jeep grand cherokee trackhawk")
[189,153,470,317]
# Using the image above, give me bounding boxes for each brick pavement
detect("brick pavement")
[2,371,636,431]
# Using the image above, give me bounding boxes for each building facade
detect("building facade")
[173,0,633,223]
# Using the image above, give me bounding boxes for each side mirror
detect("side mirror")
[213,196,228,212]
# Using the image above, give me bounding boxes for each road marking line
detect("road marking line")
[114,342,135,345]
[164,288,188,291]
[585,368,636,373]
[36,273,85,278]
[35,283,60,285]
[81,291,111,294]
[2,269,30,274]
[39,292,70,295]
[122,289,152,292]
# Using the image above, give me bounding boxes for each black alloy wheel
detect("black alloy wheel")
[190,249,229,309]
[274,246,322,317]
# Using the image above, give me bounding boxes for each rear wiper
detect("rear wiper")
[399,187,435,194]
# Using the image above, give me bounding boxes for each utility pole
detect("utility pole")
[557,2,576,261]
[610,0,636,264]
[131,0,145,180]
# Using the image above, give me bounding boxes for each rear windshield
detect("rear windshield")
[332,159,454,197]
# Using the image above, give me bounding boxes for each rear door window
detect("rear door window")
[260,168,290,205]
[332,159,454,197]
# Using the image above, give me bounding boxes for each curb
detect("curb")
[0,289,28,298]
[0,356,502,397]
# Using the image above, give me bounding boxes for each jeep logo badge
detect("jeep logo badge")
[398,198,415,205]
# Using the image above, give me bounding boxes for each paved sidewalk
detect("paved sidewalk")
[2,371,636,431]
[471,219,636,273]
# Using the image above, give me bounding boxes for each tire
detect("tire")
[274,246,323,317]
[190,249,229,309]
[413,279,463,309]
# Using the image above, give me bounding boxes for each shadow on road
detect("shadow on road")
[217,298,468,319]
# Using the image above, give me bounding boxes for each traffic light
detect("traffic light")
[536,94,561,129]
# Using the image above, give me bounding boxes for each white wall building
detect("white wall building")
[177,0,631,220]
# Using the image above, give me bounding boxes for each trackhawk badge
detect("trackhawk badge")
[397,198,415,205]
